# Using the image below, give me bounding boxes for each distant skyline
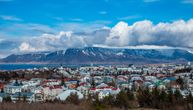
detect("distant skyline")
[0,0,193,58]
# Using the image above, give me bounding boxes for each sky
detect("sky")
[0,0,193,58]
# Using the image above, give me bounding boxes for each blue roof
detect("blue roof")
[162,77,176,81]
[0,93,9,98]
[12,92,34,98]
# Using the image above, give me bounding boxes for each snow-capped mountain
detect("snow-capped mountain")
[1,47,193,64]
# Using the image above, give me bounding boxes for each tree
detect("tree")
[91,78,96,88]
[18,92,21,101]
[174,89,183,104]
[76,80,80,88]
[66,93,80,105]
[159,90,168,109]
[167,89,174,104]
[23,95,27,102]
[108,79,116,87]
[3,96,12,102]
[102,94,115,108]
[22,73,25,79]
[190,74,193,79]
[187,92,192,102]
[115,90,129,109]
[15,79,19,86]
[60,75,65,86]
[126,89,135,101]
[151,86,160,108]
[1,88,4,93]
[186,92,193,110]
[176,76,184,89]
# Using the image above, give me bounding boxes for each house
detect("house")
[11,92,35,102]
[4,80,25,94]
[56,90,83,101]
[98,90,110,100]
[41,79,61,86]
[65,81,78,89]
[96,83,109,89]
[21,79,42,90]
[98,88,121,100]
[30,86,43,94]
[0,93,9,102]
[94,76,103,84]
[42,85,64,100]
[77,86,89,96]
[4,85,23,94]
[33,93,44,102]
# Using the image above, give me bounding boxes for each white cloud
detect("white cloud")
[93,44,177,49]
[17,31,85,52]
[105,21,129,46]
[18,42,36,52]
[105,19,193,48]
[3,19,193,56]
[0,15,22,21]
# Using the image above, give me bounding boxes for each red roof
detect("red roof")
[53,85,62,89]
[112,88,118,90]
[79,82,86,86]
[90,88,96,90]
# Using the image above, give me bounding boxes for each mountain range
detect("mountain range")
[0,47,193,64]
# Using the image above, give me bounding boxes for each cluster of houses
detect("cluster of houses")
[0,63,192,103]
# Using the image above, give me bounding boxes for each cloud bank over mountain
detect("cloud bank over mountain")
[1,19,193,57]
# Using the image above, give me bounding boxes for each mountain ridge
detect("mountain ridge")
[1,47,193,64]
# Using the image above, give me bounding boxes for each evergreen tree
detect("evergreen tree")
[174,89,183,103]
[115,90,129,109]
[127,89,135,101]
[187,92,193,103]
[190,74,193,79]
[159,90,168,109]
[151,86,160,108]
[109,79,116,87]
[1,88,4,93]
[23,95,27,102]
[167,88,174,104]
[186,92,193,110]
[3,96,12,102]
[15,79,19,86]
[102,94,115,106]
[66,93,80,105]
[176,76,184,89]
[91,77,96,88]
[76,80,80,88]
[60,75,65,86]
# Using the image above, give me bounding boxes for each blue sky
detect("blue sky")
[0,0,193,57]
[1,0,193,25]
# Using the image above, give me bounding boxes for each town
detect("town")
[0,63,192,110]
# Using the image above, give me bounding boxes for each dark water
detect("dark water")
[0,64,91,71]
[0,63,115,71]
[0,64,61,71]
